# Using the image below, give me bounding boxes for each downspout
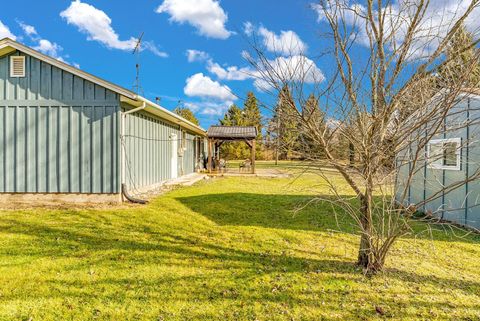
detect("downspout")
[121,101,148,204]
[179,127,185,177]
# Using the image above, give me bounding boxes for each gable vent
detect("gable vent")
[10,56,26,78]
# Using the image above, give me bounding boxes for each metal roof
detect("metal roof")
[0,37,206,136]
[207,126,258,139]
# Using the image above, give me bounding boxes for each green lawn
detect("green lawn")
[1,163,480,320]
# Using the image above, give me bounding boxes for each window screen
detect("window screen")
[443,142,458,166]
[427,138,461,170]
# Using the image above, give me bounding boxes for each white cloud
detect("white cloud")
[313,0,480,60]
[245,23,307,56]
[61,0,167,57]
[156,0,232,39]
[142,41,168,58]
[185,100,234,115]
[253,55,325,91]
[206,60,254,81]
[33,39,62,58]
[314,2,366,26]
[243,21,254,36]
[0,20,16,40]
[61,0,136,50]
[259,27,307,55]
[18,22,37,37]
[184,73,236,101]
[186,49,254,81]
[186,49,210,62]
[16,21,76,65]
[183,71,235,115]
[34,38,78,66]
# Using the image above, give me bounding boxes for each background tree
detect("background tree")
[298,93,326,160]
[243,92,262,130]
[273,85,300,160]
[437,25,480,88]
[220,104,244,127]
[243,92,264,159]
[219,104,247,159]
[174,106,200,126]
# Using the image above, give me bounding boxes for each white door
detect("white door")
[171,134,178,179]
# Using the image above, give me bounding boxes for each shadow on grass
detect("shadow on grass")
[176,193,357,233]
[176,192,480,243]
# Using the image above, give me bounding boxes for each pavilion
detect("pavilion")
[206,126,258,174]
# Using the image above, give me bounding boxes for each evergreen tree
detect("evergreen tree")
[273,85,300,160]
[438,25,480,87]
[174,107,200,126]
[299,93,325,159]
[242,92,263,159]
[219,104,247,159]
[243,92,262,131]
[220,104,243,126]
[302,93,322,126]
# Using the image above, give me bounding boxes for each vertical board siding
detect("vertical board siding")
[183,132,196,174]
[0,51,120,193]
[396,97,480,229]
[123,109,200,191]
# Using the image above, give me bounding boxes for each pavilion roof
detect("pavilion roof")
[207,126,257,140]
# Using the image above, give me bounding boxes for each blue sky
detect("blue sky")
[0,0,324,128]
[0,0,476,128]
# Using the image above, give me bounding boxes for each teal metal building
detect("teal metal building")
[0,38,206,201]
[396,92,480,230]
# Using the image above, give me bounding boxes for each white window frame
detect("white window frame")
[427,137,461,171]
[10,56,26,78]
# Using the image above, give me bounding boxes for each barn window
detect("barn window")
[10,56,26,77]
[427,138,461,170]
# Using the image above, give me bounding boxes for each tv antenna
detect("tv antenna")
[132,32,144,96]
[176,100,185,109]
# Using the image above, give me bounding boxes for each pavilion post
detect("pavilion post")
[208,139,212,173]
[215,142,220,163]
[251,139,256,174]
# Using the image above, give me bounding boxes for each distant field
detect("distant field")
[0,164,479,320]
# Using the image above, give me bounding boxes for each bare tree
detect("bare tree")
[244,0,480,274]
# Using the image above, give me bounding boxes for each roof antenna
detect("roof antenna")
[132,32,144,96]
[176,100,184,109]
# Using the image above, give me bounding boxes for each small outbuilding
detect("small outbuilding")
[0,38,207,202]
[206,126,258,174]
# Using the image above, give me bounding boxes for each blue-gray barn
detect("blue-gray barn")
[0,38,206,202]
[396,91,480,230]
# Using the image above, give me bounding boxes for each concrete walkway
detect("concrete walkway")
[136,173,208,200]
[164,173,208,187]
[207,168,290,178]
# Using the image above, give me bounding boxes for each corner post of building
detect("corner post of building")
[251,139,256,174]
[208,138,213,173]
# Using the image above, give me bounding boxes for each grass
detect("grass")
[0,162,480,320]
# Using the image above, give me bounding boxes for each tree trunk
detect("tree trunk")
[349,143,355,167]
[356,184,383,274]
[357,195,373,268]
[275,143,279,165]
